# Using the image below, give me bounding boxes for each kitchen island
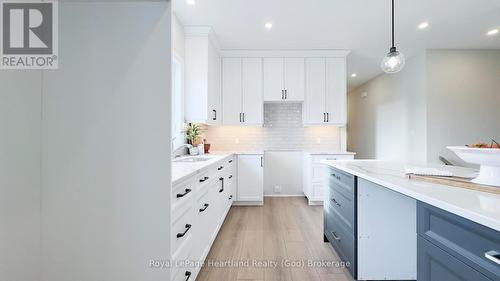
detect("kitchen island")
[321,160,500,281]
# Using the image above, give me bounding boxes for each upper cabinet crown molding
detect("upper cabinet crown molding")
[184,26,221,52]
[220,49,351,58]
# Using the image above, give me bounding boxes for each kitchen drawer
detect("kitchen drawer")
[418,202,500,280]
[196,168,215,191]
[172,178,195,211]
[418,236,492,281]
[325,204,356,276]
[328,168,355,199]
[171,205,195,258]
[327,183,355,232]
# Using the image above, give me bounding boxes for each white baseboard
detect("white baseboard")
[264,194,305,197]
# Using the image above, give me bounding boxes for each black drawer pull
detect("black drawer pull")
[331,231,341,241]
[228,175,233,179]
[199,203,209,212]
[177,224,192,238]
[229,160,233,163]
[185,271,192,281]
[199,176,209,183]
[218,166,223,171]
[331,173,341,180]
[229,195,233,200]
[219,177,224,192]
[176,188,191,198]
[331,198,341,207]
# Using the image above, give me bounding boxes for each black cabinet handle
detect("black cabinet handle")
[260,156,263,167]
[331,198,341,207]
[176,188,191,198]
[331,231,341,241]
[229,195,233,200]
[219,177,224,192]
[184,271,192,281]
[285,89,287,99]
[243,113,245,122]
[177,224,192,238]
[239,113,242,122]
[281,89,284,99]
[326,112,329,122]
[199,176,209,183]
[212,110,217,121]
[331,173,340,181]
[199,203,209,212]
[323,113,326,122]
[229,160,233,163]
[229,175,233,179]
[218,166,223,171]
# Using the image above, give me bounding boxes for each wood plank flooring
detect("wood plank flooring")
[197,197,352,281]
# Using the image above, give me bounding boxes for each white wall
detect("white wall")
[172,14,185,60]
[0,72,42,281]
[40,2,171,281]
[426,50,500,164]
[348,53,427,163]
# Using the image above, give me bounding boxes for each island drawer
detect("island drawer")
[327,183,355,232]
[417,202,500,280]
[328,167,355,198]
[325,204,356,276]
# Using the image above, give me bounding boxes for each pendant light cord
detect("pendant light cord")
[392,0,395,48]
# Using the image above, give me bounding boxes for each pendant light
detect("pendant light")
[381,0,405,73]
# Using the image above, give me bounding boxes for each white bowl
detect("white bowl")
[447,146,500,187]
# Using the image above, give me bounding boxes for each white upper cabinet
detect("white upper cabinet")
[263,58,285,101]
[304,57,347,125]
[222,58,242,125]
[222,57,263,125]
[184,27,221,125]
[284,58,305,101]
[241,58,263,124]
[263,58,305,102]
[325,58,347,124]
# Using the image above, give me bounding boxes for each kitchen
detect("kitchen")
[0,1,499,281]
[170,0,500,281]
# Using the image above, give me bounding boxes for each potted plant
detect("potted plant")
[184,123,205,155]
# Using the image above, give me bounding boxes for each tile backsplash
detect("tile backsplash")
[203,103,343,151]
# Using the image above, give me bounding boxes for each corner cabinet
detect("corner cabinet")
[236,154,264,204]
[184,27,221,125]
[222,58,263,125]
[304,57,347,125]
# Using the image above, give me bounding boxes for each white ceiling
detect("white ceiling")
[173,0,500,90]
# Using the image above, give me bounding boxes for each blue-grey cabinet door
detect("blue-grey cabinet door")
[418,236,492,281]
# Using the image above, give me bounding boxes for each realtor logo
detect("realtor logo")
[1,0,58,69]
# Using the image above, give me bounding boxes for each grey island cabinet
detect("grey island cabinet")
[322,160,500,281]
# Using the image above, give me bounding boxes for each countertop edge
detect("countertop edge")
[172,154,233,185]
[322,160,500,232]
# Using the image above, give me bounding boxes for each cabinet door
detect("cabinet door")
[284,58,305,101]
[304,58,326,124]
[207,41,221,125]
[222,58,242,125]
[237,155,263,202]
[241,58,263,125]
[263,58,284,101]
[325,58,347,125]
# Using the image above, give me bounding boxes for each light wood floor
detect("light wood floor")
[197,197,352,281]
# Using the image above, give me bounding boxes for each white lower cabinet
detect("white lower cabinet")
[302,153,354,205]
[170,156,235,281]
[236,154,264,204]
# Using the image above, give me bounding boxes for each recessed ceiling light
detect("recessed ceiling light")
[418,22,429,30]
[265,22,273,30]
[487,28,499,36]
[186,0,195,6]
[351,73,357,78]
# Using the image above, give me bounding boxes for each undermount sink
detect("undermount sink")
[173,157,211,163]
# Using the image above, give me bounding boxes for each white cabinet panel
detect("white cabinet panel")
[326,58,346,124]
[284,58,305,101]
[242,58,263,124]
[222,58,242,125]
[304,58,326,124]
[237,155,263,202]
[263,58,284,101]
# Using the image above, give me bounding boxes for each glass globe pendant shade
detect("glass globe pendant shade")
[381,47,405,73]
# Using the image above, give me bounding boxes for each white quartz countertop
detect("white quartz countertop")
[321,160,500,232]
[172,154,232,184]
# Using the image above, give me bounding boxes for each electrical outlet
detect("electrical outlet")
[274,185,281,193]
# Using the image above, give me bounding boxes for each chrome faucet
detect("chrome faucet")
[172,143,192,158]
